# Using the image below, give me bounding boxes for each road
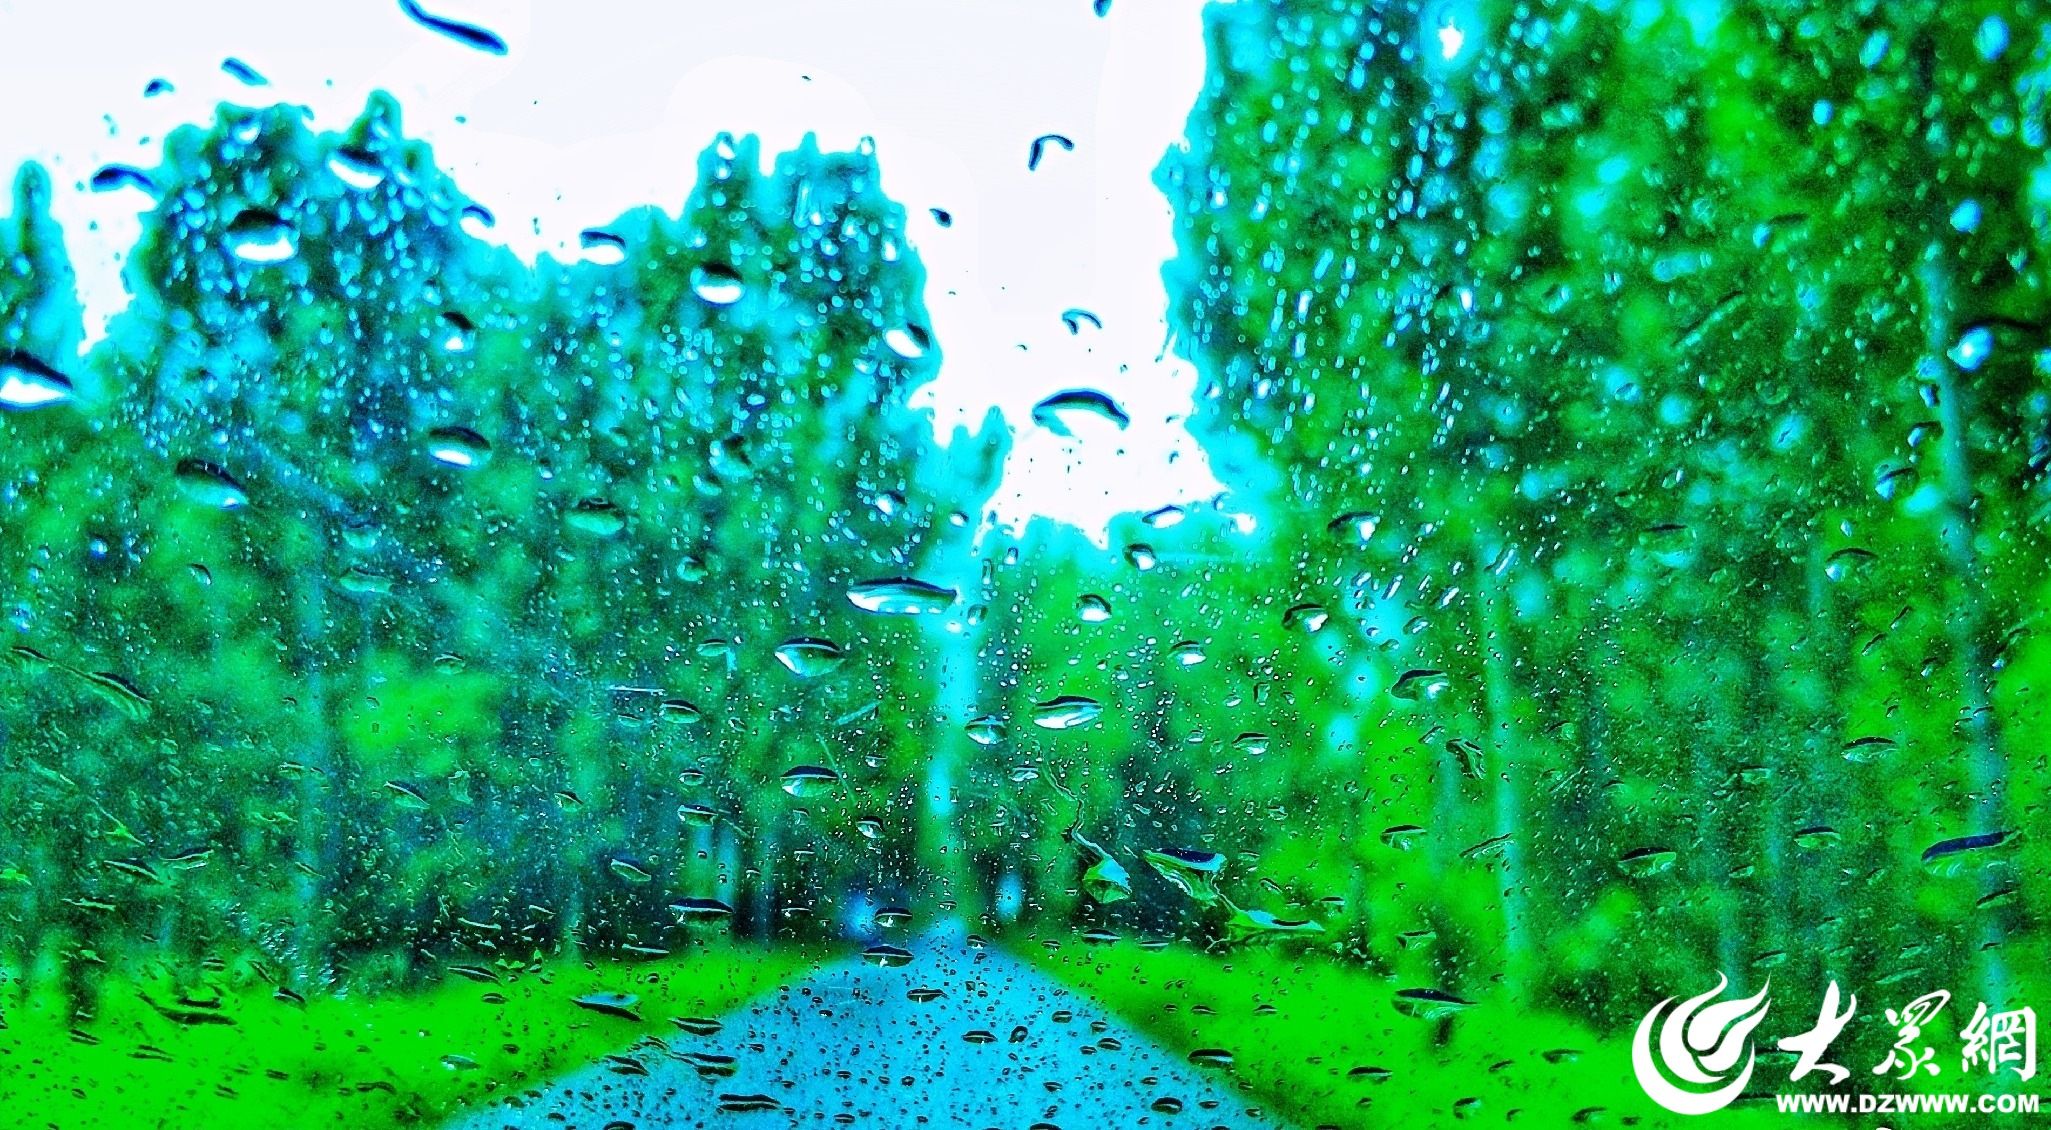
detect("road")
[447,924,1285,1129]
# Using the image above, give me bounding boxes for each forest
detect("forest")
[2,0,2047,1127]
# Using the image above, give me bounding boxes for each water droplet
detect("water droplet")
[1221,906,1325,944]
[438,311,476,353]
[1793,825,1840,849]
[1380,824,1425,849]
[1390,669,1451,702]
[572,992,642,1020]
[1283,602,1329,633]
[225,209,296,263]
[172,459,249,509]
[579,228,628,265]
[690,263,745,305]
[1082,855,1132,904]
[0,352,76,410]
[779,765,840,798]
[221,58,267,86]
[1874,465,1919,501]
[1031,695,1102,730]
[964,714,1008,746]
[1031,388,1131,435]
[1921,831,2013,876]
[398,0,509,54]
[1951,199,1982,234]
[1949,325,1993,371]
[608,856,654,884]
[460,202,495,235]
[773,637,845,678]
[1841,735,1897,763]
[846,577,956,615]
[384,780,431,810]
[425,425,491,468]
[677,803,719,827]
[669,897,735,923]
[1446,736,1484,780]
[1143,847,1225,903]
[861,943,913,968]
[327,147,386,190]
[1976,15,2010,61]
[1393,988,1474,1021]
[1824,546,1877,581]
[565,498,627,537]
[884,324,931,360]
[90,164,157,197]
[1616,847,1677,877]
[1027,133,1075,171]
[1075,594,1113,622]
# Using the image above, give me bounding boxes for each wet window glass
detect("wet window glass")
[2,1,2046,1128]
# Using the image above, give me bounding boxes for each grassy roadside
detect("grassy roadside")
[1,941,827,1129]
[1016,939,1805,1130]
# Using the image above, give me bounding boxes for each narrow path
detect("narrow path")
[450,924,1284,1129]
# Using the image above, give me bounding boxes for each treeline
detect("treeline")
[0,96,1007,1007]
[1122,0,2047,1020]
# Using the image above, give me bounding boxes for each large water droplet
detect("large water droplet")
[172,459,250,510]
[779,765,840,798]
[579,228,628,265]
[1032,388,1131,435]
[425,425,491,468]
[327,147,386,190]
[225,209,296,263]
[398,0,509,54]
[774,637,846,678]
[1031,695,1102,730]
[690,263,745,305]
[847,577,956,616]
[565,498,627,537]
[965,714,1009,746]
[0,352,76,410]
[1143,847,1225,903]
[1390,669,1451,702]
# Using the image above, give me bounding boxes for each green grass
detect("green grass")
[1,942,827,1129]
[1017,939,1809,1130]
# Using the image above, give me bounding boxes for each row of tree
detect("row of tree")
[1,96,1008,1008]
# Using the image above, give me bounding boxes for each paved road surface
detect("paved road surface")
[449,924,1285,1130]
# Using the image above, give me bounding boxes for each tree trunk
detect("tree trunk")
[1473,542,1529,991]
[1919,253,2010,1006]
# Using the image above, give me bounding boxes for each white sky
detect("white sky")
[0,0,1227,538]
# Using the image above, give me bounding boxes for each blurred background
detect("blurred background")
[1,0,2047,1127]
